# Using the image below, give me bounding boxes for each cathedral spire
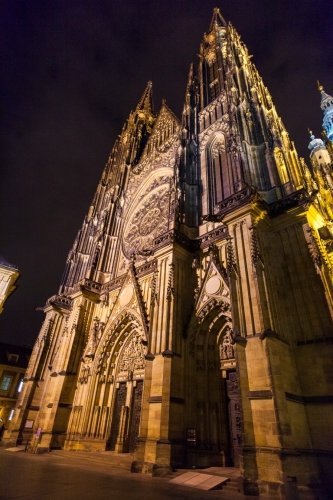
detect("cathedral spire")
[136,80,154,114]
[209,6,227,30]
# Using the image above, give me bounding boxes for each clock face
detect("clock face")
[123,180,172,258]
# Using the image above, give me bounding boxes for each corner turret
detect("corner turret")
[308,129,331,167]
[318,82,333,143]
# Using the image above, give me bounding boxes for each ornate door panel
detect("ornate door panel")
[226,371,242,467]
[127,380,143,453]
[109,382,127,450]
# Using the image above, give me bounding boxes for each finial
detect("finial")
[308,128,314,139]
[317,80,324,92]
[209,6,227,30]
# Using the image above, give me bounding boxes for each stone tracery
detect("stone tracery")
[123,181,172,257]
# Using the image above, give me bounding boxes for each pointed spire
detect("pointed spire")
[136,81,154,114]
[209,7,227,30]
[185,63,194,106]
[187,63,194,87]
[317,81,333,111]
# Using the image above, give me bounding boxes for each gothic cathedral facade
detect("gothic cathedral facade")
[8,8,333,497]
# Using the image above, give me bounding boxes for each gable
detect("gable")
[196,255,231,322]
[142,102,180,157]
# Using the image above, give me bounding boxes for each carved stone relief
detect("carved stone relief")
[199,119,229,153]
[211,135,226,159]
[219,327,235,361]
[123,181,173,258]
[84,318,105,360]
[119,333,146,374]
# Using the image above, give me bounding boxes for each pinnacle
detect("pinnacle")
[317,81,333,111]
[209,6,227,30]
[187,63,194,83]
[136,81,154,113]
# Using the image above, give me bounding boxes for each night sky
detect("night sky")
[1,0,333,347]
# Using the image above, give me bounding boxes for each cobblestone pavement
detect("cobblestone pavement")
[0,449,257,500]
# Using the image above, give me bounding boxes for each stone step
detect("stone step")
[170,471,229,491]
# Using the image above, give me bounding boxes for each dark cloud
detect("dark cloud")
[1,0,332,345]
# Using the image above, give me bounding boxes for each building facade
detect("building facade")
[0,342,31,436]
[0,257,19,316]
[6,8,333,497]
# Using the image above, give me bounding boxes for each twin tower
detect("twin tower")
[6,8,333,497]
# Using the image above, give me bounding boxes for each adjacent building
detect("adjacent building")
[5,8,333,497]
[0,342,31,435]
[0,257,19,316]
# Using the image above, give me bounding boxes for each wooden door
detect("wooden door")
[127,380,143,453]
[226,371,242,467]
[108,382,127,451]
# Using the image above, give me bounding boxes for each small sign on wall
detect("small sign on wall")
[186,428,197,447]
[24,420,34,429]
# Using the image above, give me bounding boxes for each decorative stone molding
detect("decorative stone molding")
[215,186,257,217]
[48,295,73,311]
[200,225,228,248]
[262,188,310,217]
[102,275,126,294]
[197,297,230,324]
[249,225,262,268]
[129,262,149,337]
[199,120,230,153]
[226,236,237,276]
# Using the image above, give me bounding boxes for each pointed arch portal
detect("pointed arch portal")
[107,329,146,453]
[66,312,147,454]
[187,305,242,467]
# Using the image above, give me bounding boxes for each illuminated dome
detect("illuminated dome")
[308,130,325,152]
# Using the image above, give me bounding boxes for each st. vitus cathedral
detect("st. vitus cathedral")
[7,8,333,497]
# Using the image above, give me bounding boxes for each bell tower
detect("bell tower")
[194,8,304,217]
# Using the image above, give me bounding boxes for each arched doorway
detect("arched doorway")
[66,312,147,453]
[108,331,146,453]
[186,308,242,467]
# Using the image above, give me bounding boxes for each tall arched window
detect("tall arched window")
[207,133,232,212]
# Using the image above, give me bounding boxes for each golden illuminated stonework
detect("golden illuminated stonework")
[6,8,333,498]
